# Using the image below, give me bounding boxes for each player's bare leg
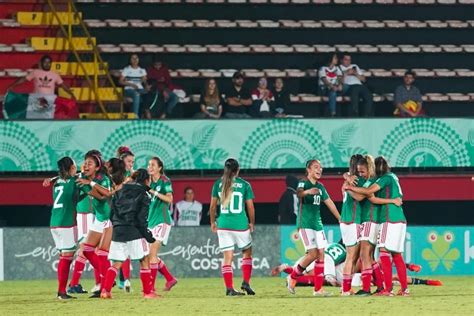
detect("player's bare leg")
[341,243,359,295]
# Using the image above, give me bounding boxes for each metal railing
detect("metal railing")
[45,0,124,118]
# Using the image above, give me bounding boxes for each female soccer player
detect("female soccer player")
[209,158,256,296]
[288,159,341,296]
[116,146,135,292]
[147,157,178,293]
[339,154,363,295]
[100,169,157,299]
[48,157,79,299]
[346,156,408,296]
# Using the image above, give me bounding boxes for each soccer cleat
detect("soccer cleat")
[89,290,101,299]
[341,289,354,296]
[427,279,443,286]
[407,263,422,273]
[67,284,88,294]
[354,289,371,296]
[397,288,410,296]
[286,275,297,295]
[313,289,333,297]
[373,287,385,295]
[57,292,76,300]
[90,284,100,293]
[226,288,245,296]
[118,280,125,290]
[163,278,178,291]
[241,281,256,295]
[100,290,112,299]
[373,289,394,297]
[124,279,132,293]
[143,292,161,299]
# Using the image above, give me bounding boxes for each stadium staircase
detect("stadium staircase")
[0,0,130,119]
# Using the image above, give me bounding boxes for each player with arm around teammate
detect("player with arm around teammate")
[209,158,256,296]
[287,159,341,296]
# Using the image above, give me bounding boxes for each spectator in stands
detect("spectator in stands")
[146,57,179,119]
[6,55,76,119]
[225,71,252,118]
[195,78,223,119]
[318,53,343,117]
[174,187,203,226]
[119,54,149,118]
[250,77,274,118]
[278,175,298,224]
[394,71,424,117]
[339,53,373,117]
[271,78,289,117]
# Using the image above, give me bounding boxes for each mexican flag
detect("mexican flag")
[2,91,78,119]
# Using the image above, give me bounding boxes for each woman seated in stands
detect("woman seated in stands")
[195,78,223,119]
[250,77,274,118]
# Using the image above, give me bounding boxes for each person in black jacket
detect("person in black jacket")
[99,169,158,299]
[278,175,299,224]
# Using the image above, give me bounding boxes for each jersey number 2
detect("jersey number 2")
[53,186,64,209]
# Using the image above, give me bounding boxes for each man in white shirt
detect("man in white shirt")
[119,54,149,118]
[174,187,202,226]
[339,53,373,117]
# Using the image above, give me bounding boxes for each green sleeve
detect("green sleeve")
[321,185,330,201]
[164,180,173,194]
[246,182,255,200]
[375,175,390,190]
[211,181,219,198]
[98,176,111,189]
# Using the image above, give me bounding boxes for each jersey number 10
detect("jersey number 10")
[219,192,243,214]
[313,195,321,205]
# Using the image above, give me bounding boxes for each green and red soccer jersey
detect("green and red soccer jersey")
[81,174,111,222]
[148,175,173,227]
[376,172,406,223]
[296,178,329,231]
[340,176,365,224]
[360,178,381,223]
[50,176,78,228]
[211,177,254,231]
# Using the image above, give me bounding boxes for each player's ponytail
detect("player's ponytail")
[57,156,75,180]
[365,155,376,178]
[221,158,239,208]
[117,145,134,160]
[374,156,390,177]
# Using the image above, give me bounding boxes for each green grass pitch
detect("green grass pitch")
[1,277,473,315]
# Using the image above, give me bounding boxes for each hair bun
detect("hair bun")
[118,146,131,154]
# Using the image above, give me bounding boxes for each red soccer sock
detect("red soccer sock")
[313,260,324,291]
[97,249,111,288]
[283,266,294,274]
[103,266,118,293]
[372,262,384,290]
[342,273,352,293]
[157,259,174,282]
[290,264,305,279]
[140,269,152,295]
[296,275,314,285]
[221,265,234,289]
[82,243,100,271]
[69,255,86,286]
[392,253,408,290]
[379,251,393,292]
[57,256,73,293]
[361,268,373,292]
[241,257,252,283]
[94,267,101,285]
[150,263,159,292]
[122,258,131,280]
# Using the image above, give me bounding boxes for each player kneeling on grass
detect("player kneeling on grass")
[100,169,158,299]
[210,158,256,296]
[48,157,80,300]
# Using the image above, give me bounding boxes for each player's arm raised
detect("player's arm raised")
[209,197,218,233]
[323,198,341,222]
[246,199,255,233]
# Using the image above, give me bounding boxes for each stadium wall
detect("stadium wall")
[0,225,473,281]
[0,118,473,172]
